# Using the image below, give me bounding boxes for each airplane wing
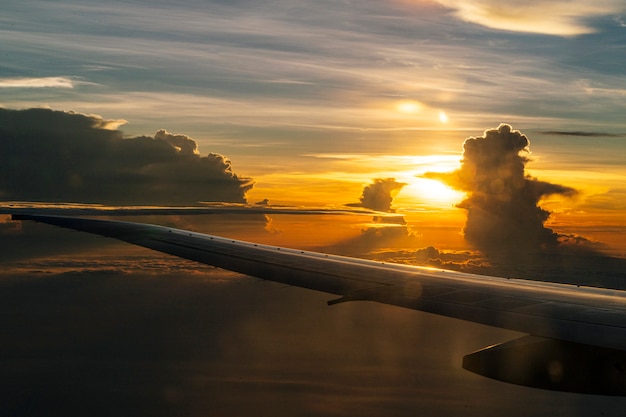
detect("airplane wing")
[12,214,626,395]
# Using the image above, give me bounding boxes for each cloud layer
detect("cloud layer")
[0,108,253,205]
[5,261,612,417]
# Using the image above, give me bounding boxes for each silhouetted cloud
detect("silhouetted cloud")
[396,124,626,287]
[0,108,253,205]
[304,124,626,286]
[425,124,577,257]
[154,129,199,155]
[348,178,406,212]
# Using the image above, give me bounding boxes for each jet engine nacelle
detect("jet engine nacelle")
[463,335,626,395]
[463,336,626,396]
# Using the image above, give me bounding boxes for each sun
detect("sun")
[439,110,449,123]
[398,177,465,208]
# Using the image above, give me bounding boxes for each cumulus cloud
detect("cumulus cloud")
[425,124,577,259]
[434,0,625,35]
[0,108,253,205]
[348,178,407,212]
[416,123,626,287]
[324,124,626,287]
[154,129,199,155]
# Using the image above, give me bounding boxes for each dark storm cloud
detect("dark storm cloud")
[412,124,626,287]
[348,178,406,212]
[425,124,577,257]
[0,108,253,205]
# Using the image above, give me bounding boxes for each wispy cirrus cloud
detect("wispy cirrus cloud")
[0,76,77,88]
[540,130,625,137]
[434,0,626,35]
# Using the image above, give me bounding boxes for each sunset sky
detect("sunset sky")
[2,0,626,221]
[1,0,626,415]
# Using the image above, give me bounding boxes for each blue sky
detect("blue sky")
[3,0,626,137]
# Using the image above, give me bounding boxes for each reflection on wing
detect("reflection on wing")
[12,214,626,395]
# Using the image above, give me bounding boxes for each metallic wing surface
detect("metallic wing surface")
[12,214,626,395]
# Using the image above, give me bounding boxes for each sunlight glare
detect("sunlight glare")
[400,177,464,208]
[439,110,448,123]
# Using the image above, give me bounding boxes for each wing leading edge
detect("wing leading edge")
[12,214,626,395]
